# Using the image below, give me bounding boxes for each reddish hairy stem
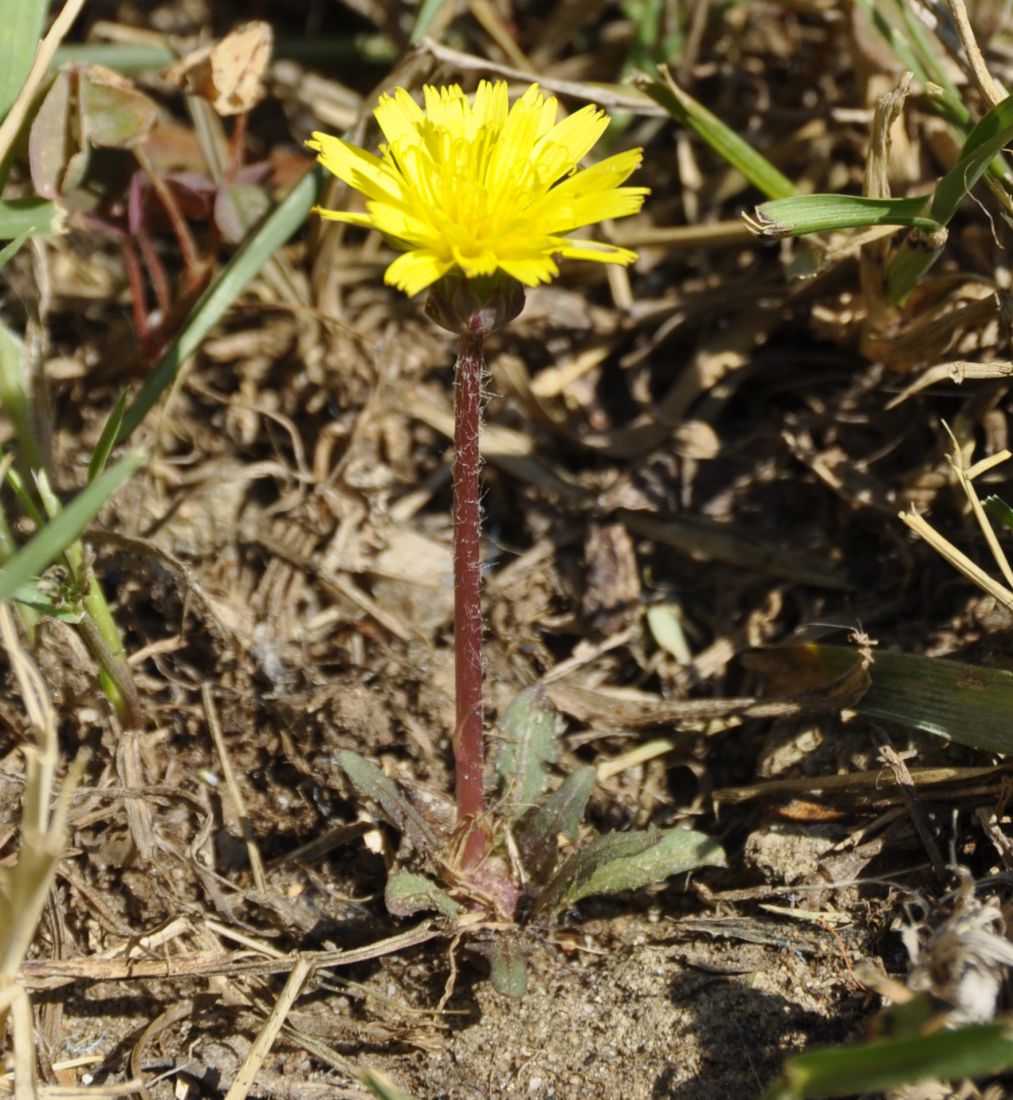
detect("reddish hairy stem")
[452,332,487,867]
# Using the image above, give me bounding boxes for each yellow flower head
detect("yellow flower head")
[307,81,649,297]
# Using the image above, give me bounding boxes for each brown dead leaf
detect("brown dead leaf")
[169,21,274,116]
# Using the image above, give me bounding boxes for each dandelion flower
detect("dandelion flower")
[307,80,649,297]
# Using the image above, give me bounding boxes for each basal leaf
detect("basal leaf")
[384,872,461,919]
[338,750,441,856]
[514,766,596,885]
[532,826,725,919]
[495,685,558,823]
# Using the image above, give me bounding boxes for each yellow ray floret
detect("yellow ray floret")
[307,80,649,297]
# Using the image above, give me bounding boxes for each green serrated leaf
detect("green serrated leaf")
[763,1015,1013,1099]
[532,826,725,919]
[514,766,596,885]
[338,751,441,856]
[0,452,142,604]
[384,872,461,919]
[495,686,559,822]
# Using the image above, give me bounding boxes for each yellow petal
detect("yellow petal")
[498,253,560,285]
[385,249,454,296]
[472,79,509,131]
[366,199,440,248]
[531,105,609,186]
[312,205,376,230]
[555,239,639,265]
[308,132,403,205]
[374,88,427,151]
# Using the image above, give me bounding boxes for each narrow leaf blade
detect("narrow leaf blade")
[338,750,441,856]
[0,453,142,604]
[763,1017,1013,1099]
[746,194,934,239]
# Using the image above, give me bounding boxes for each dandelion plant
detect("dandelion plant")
[309,81,648,864]
[307,85,723,996]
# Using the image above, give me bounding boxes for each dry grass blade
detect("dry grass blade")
[0,604,84,1098]
[901,430,1013,611]
[223,956,313,1100]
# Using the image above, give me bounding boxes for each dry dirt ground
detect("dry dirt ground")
[5,1,1013,1098]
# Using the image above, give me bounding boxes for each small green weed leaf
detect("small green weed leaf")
[495,686,558,822]
[641,70,796,201]
[746,194,935,239]
[357,1068,416,1100]
[384,872,461,919]
[80,64,158,149]
[514,766,596,885]
[28,69,87,199]
[214,182,270,244]
[0,197,64,242]
[755,645,1013,756]
[532,826,725,919]
[485,937,528,998]
[338,750,441,857]
[982,494,1013,531]
[762,1016,1013,1099]
[0,0,48,124]
[88,392,129,484]
[11,581,83,622]
[0,452,142,604]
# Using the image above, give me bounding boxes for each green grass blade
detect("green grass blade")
[0,318,46,473]
[641,70,797,201]
[763,1018,1013,1099]
[0,452,142,604]
[930,93,1013,224]
[0,0,49,123]
[87,391,128,483]
[358,1067,416,1100]
[0,231,29,267]
[409,0,452,45]
[746,194,936,238]
[982,494,1013,531]
[52,35,397,74]
[770,644,1013,755]
[118,164,323,442]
